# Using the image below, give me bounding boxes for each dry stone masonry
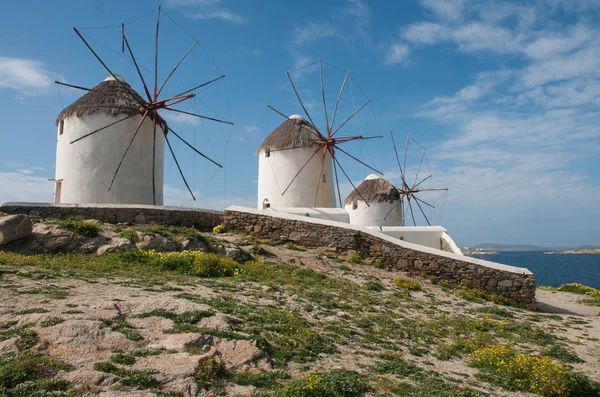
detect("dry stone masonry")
[1,203,223,230]
[224,206,536,308]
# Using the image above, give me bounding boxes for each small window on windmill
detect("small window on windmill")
[352,201,358,210]
[59,120,64,136]
[265,149,271,158]
[322,174,326,183]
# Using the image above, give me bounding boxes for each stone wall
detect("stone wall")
[224,206,536,308]
[1,203,223,231]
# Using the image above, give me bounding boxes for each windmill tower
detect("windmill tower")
[260,59,383,209]
[54,7,231,205]
[257,115,335,208]
[344,174,402,226]
[55,75,165,205]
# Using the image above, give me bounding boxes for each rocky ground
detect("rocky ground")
[0,216,599,396]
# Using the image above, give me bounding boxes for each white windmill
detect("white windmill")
[54,7,232,205]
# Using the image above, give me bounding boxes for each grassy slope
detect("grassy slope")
[0,222,598,396]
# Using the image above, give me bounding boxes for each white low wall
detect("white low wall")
[366,226,446,250]
[266,207,350,223]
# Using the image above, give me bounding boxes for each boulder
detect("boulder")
[96,238,133,256]
[0,214,32,245]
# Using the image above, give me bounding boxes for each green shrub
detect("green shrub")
[542,344,584,363]
[456,286,509,305]
[231,370,285,388]
[0,351,72,391]
[58,216,100,237]
[213,224,226,234]
[195,356,226,390]
[111,353,136,365]
[276,370,370,397]
[94,362,159,388]
[469,344,599,396]
[393,275,422,291]
[372,259,387,269]
[120,229,139,243]
[540,283,600,307]
[348,253,362,264]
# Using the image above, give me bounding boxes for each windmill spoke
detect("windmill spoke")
[55,81,91,92]
[154,6,161,101]
[152,119,157,205]
[383,197,403,221]
[123,34,152,102]
[70,113,140,144]
[333,156,370,207]
[168,127,222,168]
[176,75,226,97]
[281,147,321,196]
[163,107,234,125]
[413,195,431,226]
[157,41,199,97]
[390,131,407,184]
[413,149,425,188]
[164,130,195,201]
[287,72,317,129]
[266,104,289,120]
[335,146,383,175]
[72,28,131,95]
[413,195,435,208]
[319,59,329,132]
[330,71,349,131]
[313,153,326,207]
[108,110,149,191]
[334,135,382,144]
[331,99,371,137]
[414,174,432,188]
[418,188,448,192]
[333,160,342,208]
[403,133,409,188]
[408,198,416,226]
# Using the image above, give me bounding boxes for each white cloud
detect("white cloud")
[15,169,34,175]
[163,183,253,210]
[385,43,410,65]
[420,0,467,21]
[168,0,222,5]
[0,57,60,93]
[186,9,246,24]
[245,125,259,134]
[524,24,594,60]
[0,172,53,204]
[292,22,339,46]
[402,22,449,44]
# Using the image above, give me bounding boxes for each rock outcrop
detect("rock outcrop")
[0,214,32,245]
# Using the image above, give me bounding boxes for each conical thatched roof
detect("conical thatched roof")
[55,75,152,126]
[255,115,321,154]
[344,174,399,205]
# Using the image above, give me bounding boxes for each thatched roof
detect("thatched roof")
[55,75,160,127]
[344,174,399,205]
[256,115,321,154]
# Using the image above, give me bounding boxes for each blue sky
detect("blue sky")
[1,0,599,247]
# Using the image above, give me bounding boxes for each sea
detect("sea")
[474,251,600,289]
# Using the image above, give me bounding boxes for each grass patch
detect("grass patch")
[15,308,49,315]
[364,277,384,291]
[40,317,64,328]
[541,344,584,363]
[111,353,136,365]
[103,319,143,341]
[276,370,370,397]
[231,370,285,388]
[133,309,214,334]
[121,229,140,243]
[540,283,600,306]
[58,216,100,237]
[0,325,39,350]
[94,361,160,388]
[469,344,600,396]
[393,275,422,291]
[0,351,73,393]
[195,355,226,390]
[456,286,508,305]
[348,253,362,264]
[285,242,305,251]
[373,354,481,396]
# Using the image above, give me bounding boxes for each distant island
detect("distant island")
[472,243,568,252]
[545,247,600,255]
[461,247,498,256]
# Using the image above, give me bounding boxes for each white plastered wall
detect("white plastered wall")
[55,113,164,205]
[257,146,336,209]
[267,207,350,223]
[366,226,446,250]
[345,199,403,227]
